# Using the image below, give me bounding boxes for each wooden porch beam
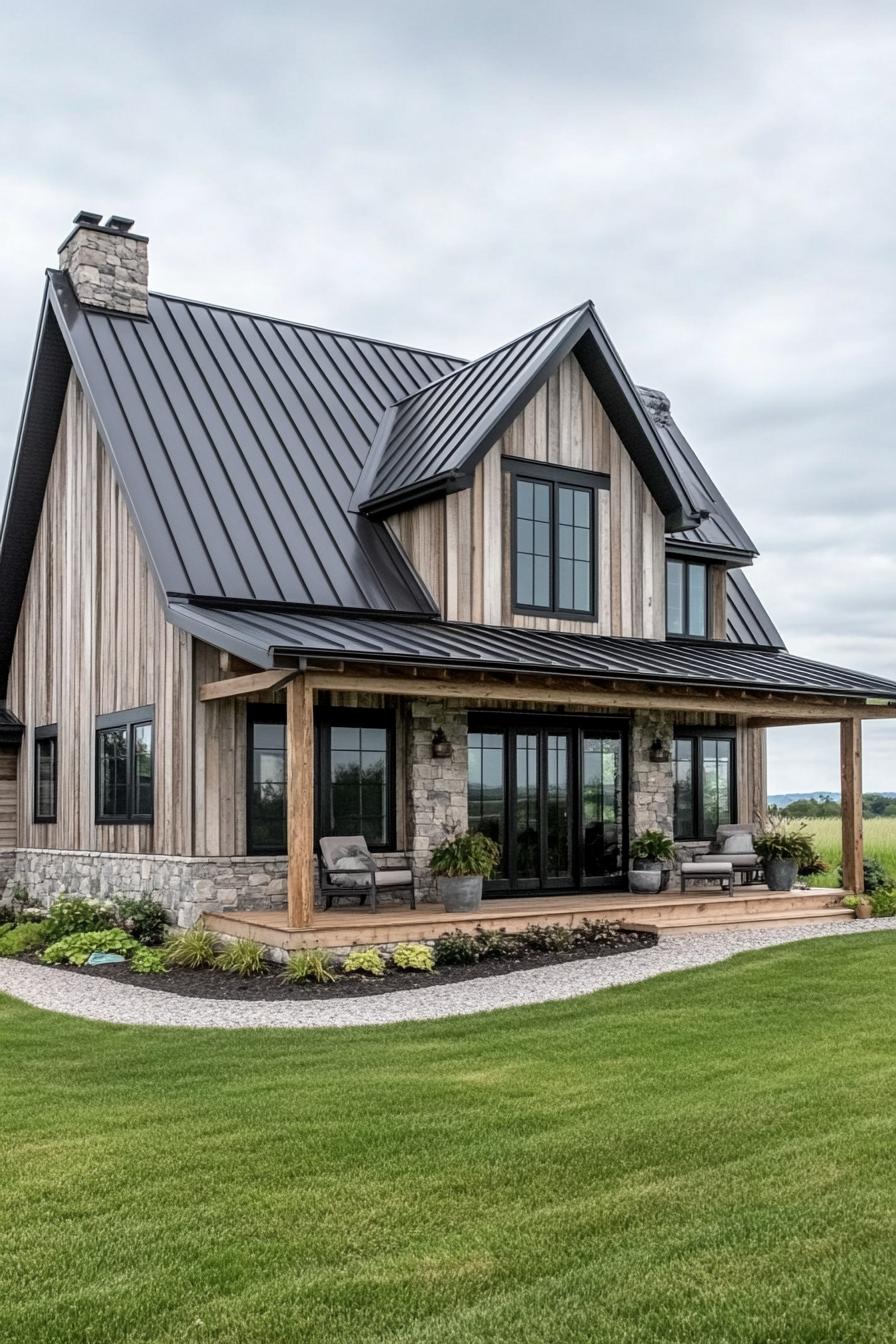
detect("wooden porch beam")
[840,719,864,894]
[286,674,315,929]
[304,671,896,723]
[199,668,299,702]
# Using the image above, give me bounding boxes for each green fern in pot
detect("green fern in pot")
[430,830,502,913]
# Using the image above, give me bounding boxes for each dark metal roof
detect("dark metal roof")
[354,302,716,531]
[0,707,25,744]
[726,567,784,649]
[46,271,461,613]
[170,603,896,703]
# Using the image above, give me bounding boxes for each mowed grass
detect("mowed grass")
[3,935,896,1343]
[804,816,896,886]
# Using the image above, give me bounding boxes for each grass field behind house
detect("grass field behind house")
[800,816,896,886]
[3,934,896,1343]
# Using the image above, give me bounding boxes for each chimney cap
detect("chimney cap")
[72,210,103,227]
[105,215,135,233]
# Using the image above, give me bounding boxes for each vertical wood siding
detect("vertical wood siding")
[388,353,667,637]
[6,374,193,855]
[0,749,17,849]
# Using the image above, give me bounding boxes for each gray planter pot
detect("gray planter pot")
[764,857,798,892]
[436,875,483,912]
[632,858,672,892]
[628,867,663,895]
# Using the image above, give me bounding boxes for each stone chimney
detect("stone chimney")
[58,211,149,316]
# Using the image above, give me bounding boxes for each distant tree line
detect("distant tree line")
[769,794,896,819]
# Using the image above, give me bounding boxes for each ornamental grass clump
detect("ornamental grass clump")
[342,948,386,977]
[392,942,434,972]
[163,924,220,969]
[215,939,268,977]
[280,949,337,984]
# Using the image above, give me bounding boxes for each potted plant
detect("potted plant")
[430,830,502,912]
[629,829,676,895]
[842,894,873,919]
[754,818,816,892]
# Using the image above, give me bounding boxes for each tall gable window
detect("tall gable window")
[666,559,708,638]
[95,706,154,823]
[507,461,606,618]
[34,725,58,823]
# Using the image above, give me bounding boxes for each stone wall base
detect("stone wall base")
[9,849,288,928]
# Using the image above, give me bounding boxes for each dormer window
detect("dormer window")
[506,460,606,619]
[666,559,707,638]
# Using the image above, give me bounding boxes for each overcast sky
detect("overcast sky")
[1,1,894,793]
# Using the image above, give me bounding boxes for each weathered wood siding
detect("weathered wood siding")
[389,352,667,638]
[0,749,17,850]
[6,374,193,855]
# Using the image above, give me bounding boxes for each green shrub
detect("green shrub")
[0,922,50,957]
[578,918,618,945]
[838,856,890,894]
[430,829,502,878]
[869,888,896,918]
[841,894,861,910]
[115,896,168,946]
[342,948,386,977]
[392,942,434,972]
[630,829,676,862]
[519,923,578,954]
[215,939,268,977]
[473,926,517,959]
[43,929,139,966]
[432,930,480,966]
[280,949,337,984]
[44,896,115,942]
[163,924,219,969]
[130,946,168,974]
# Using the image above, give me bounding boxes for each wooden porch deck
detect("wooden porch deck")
[204,886,850,952]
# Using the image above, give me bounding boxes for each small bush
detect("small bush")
[130,946,168,974]
[870,888,896,918]
[838,856,891,894]
[215,939,268,977]
[518,923,578,954]
[342,948,386,977]
[280,949,337,984]
[473,926,517,959]
[430,829,502,878]
[392,942,435,972]
[578,918,617,945]
[163,924,219,969]
[0,922,50,957]
[43,929,139,966]
[432,930,480,966]
[115,896,168,946]
[44,896,115,942]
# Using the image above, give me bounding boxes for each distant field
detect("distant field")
[801,816,896,886]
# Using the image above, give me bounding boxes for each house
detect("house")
[0,211,893,947]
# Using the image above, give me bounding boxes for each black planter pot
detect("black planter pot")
[764,857,798,892]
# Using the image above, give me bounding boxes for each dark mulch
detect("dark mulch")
[19,930,657,1001]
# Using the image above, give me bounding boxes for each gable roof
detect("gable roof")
[726,567,783,648]
[353,301,717,532]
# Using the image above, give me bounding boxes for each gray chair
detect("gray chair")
[318,835,416,913]
[708,824,762,885]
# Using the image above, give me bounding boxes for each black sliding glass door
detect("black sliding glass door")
[468,716,627,895]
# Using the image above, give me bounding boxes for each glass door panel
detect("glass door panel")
[581,734,623,884]
[468,733,506,877]
[545,734,572,883]
[514,733,540,886]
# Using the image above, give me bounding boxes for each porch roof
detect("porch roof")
[171,604,896,704]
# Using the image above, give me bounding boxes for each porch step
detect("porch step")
[636,906,854,935]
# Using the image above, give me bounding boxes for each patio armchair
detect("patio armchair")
[318,835,417,913]
[705,823,762,885]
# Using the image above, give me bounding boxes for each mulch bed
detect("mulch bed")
[19,930,658,1001]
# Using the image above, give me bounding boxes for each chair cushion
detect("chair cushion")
[721,832,755,855]
[373,869,414,888]
[329,852,375,888]
[681,860,733,874]
[320,835,370,869]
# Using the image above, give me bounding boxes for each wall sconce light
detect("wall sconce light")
[648,738,671,763]
[431,728,452,760]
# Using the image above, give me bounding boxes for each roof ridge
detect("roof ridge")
[384,300,593,410]
[46,271,468,365]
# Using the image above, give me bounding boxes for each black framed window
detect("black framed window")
[96,706,154,823]
[318,710,395,851]
[506,460,606,618]
[247,706,287,855]
[666,559,708,638]
[33,725,57,823]
[673,730,735,840]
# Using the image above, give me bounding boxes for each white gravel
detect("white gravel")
[0,920,893,1030]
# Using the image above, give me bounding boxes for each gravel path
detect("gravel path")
[0,920,893,1030]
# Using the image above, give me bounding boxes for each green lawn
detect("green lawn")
[2,936,896,1343]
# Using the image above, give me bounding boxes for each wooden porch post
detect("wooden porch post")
[840,718,864,893]
[286,674,315,928]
